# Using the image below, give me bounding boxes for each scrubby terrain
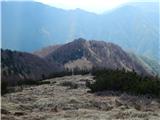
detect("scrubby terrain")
[2,39,160,87]
[1,75,160,120]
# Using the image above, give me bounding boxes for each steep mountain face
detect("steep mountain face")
[2,1,159,61]
[1,39,159,85]
[128,53,160,76]
[43,38,151,75]
[33,45,62,57]
[1,49,62,85]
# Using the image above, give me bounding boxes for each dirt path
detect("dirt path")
[1,75,160,120]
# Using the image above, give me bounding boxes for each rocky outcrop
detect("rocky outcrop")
[44,38,151,75]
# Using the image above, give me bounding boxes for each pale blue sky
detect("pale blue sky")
[36,0,159,13]
[3,0,159,13]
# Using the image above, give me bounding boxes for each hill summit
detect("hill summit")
[35,38,151,75]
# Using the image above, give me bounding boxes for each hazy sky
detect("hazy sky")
[3,0,159,13]
[33,0,159,13]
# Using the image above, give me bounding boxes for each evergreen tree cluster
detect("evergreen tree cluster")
[1,79,51,95]
[87,69,160,97]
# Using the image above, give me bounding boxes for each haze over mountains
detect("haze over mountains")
[2,1,159,62]
[1,1,160,119]
[2,39,160,84]
[42,39,150,74]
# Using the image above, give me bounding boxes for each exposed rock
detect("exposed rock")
[45,39,152,75]
[1,109,11,114]
[115,99,123,107]
[14,111,26,116]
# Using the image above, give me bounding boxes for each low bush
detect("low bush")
[48,70,90,79]
[1,80,8,95]
[17,79,50,86]
[60,81,78,89]
[1,79,51,95]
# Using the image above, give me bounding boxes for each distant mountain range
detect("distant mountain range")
[2,1,159,61]
[2,39,159,84]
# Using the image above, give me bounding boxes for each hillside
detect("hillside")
[40,38,151,75]
[2,1,159,61]
[33,45,62,58]
[128,53,160,76]
[1,49,62,85]
[2,39,159,86]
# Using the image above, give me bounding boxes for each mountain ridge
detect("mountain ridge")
[41,38,155,76]
[2,39,160,85]
[2,1,159,61]
[34,38,160,76]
